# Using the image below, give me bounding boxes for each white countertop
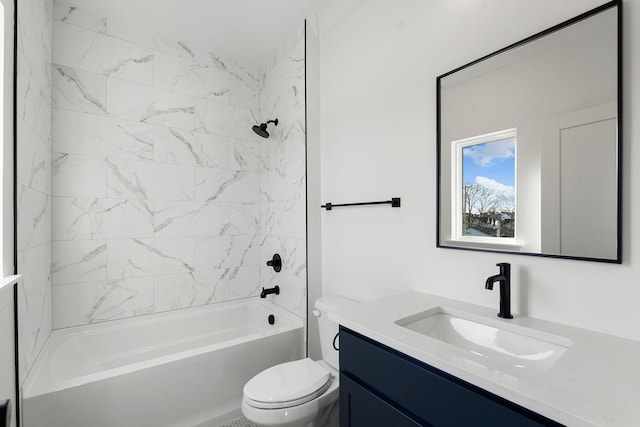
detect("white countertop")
[0,275,20,297]
[329,291,640,426]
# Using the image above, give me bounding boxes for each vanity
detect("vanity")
[329,1,633,424]
[330,291,640,426]
[339,327,560,426]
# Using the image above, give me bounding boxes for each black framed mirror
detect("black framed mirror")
[436,0,621,263]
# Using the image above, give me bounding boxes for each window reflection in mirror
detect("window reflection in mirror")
[453,130,516,244]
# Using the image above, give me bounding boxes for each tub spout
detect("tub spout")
[260,286,280,298]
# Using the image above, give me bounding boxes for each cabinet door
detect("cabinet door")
[340,374,424,427]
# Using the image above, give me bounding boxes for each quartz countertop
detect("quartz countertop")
[329,291,640,426]
[0,275,20,296]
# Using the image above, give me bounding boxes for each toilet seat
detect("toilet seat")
[243,358,333,409]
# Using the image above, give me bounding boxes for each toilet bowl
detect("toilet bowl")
[241,295,357,427]
[241,358,339,427]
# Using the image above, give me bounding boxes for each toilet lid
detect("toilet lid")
[243,358,332,409]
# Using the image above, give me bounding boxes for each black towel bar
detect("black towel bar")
[321,197,401,210]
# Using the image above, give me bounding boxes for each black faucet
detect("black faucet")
[485,263,513,319]
[260,285,280,298]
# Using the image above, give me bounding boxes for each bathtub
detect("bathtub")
[22,299,304,427]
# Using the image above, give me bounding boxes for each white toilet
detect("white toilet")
[241,295,357,427]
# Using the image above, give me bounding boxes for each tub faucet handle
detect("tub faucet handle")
[266,254,282,272]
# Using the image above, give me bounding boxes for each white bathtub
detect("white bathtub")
[22,299,304,427]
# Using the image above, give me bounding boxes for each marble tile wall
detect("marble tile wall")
[51,1,267,328]
[258,30,307,319]
[50,1,307,329]
[16,0,54,381]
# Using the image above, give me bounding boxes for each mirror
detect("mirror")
[437,1,621,263]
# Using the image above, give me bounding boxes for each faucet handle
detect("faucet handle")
[266,254,282,272]
[496,262,511,274]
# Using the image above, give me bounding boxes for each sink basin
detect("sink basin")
[395,307,572,373]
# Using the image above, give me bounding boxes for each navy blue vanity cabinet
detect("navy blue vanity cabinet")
[339,327,563,427]
[340,374,422,427]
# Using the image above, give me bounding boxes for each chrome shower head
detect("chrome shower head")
[252,118,278,138]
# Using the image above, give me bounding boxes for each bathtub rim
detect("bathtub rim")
[23,298,303,398]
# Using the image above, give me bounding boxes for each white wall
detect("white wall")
[306,22,322,359]
[318,0,640,341]
[2,0,15,278]
[0,0,16,399]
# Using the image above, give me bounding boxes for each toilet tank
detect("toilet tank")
[314,295,358,370]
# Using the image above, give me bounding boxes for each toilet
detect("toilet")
[241,295,357,427]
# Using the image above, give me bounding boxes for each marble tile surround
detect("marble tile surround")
[258,30,307,319]
[50,1,307,327]
[17,0,54,383]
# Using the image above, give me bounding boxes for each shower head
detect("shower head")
[252,123,269,138]
[252,119,278,138]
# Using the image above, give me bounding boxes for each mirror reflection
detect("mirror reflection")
[437,2,620,262]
